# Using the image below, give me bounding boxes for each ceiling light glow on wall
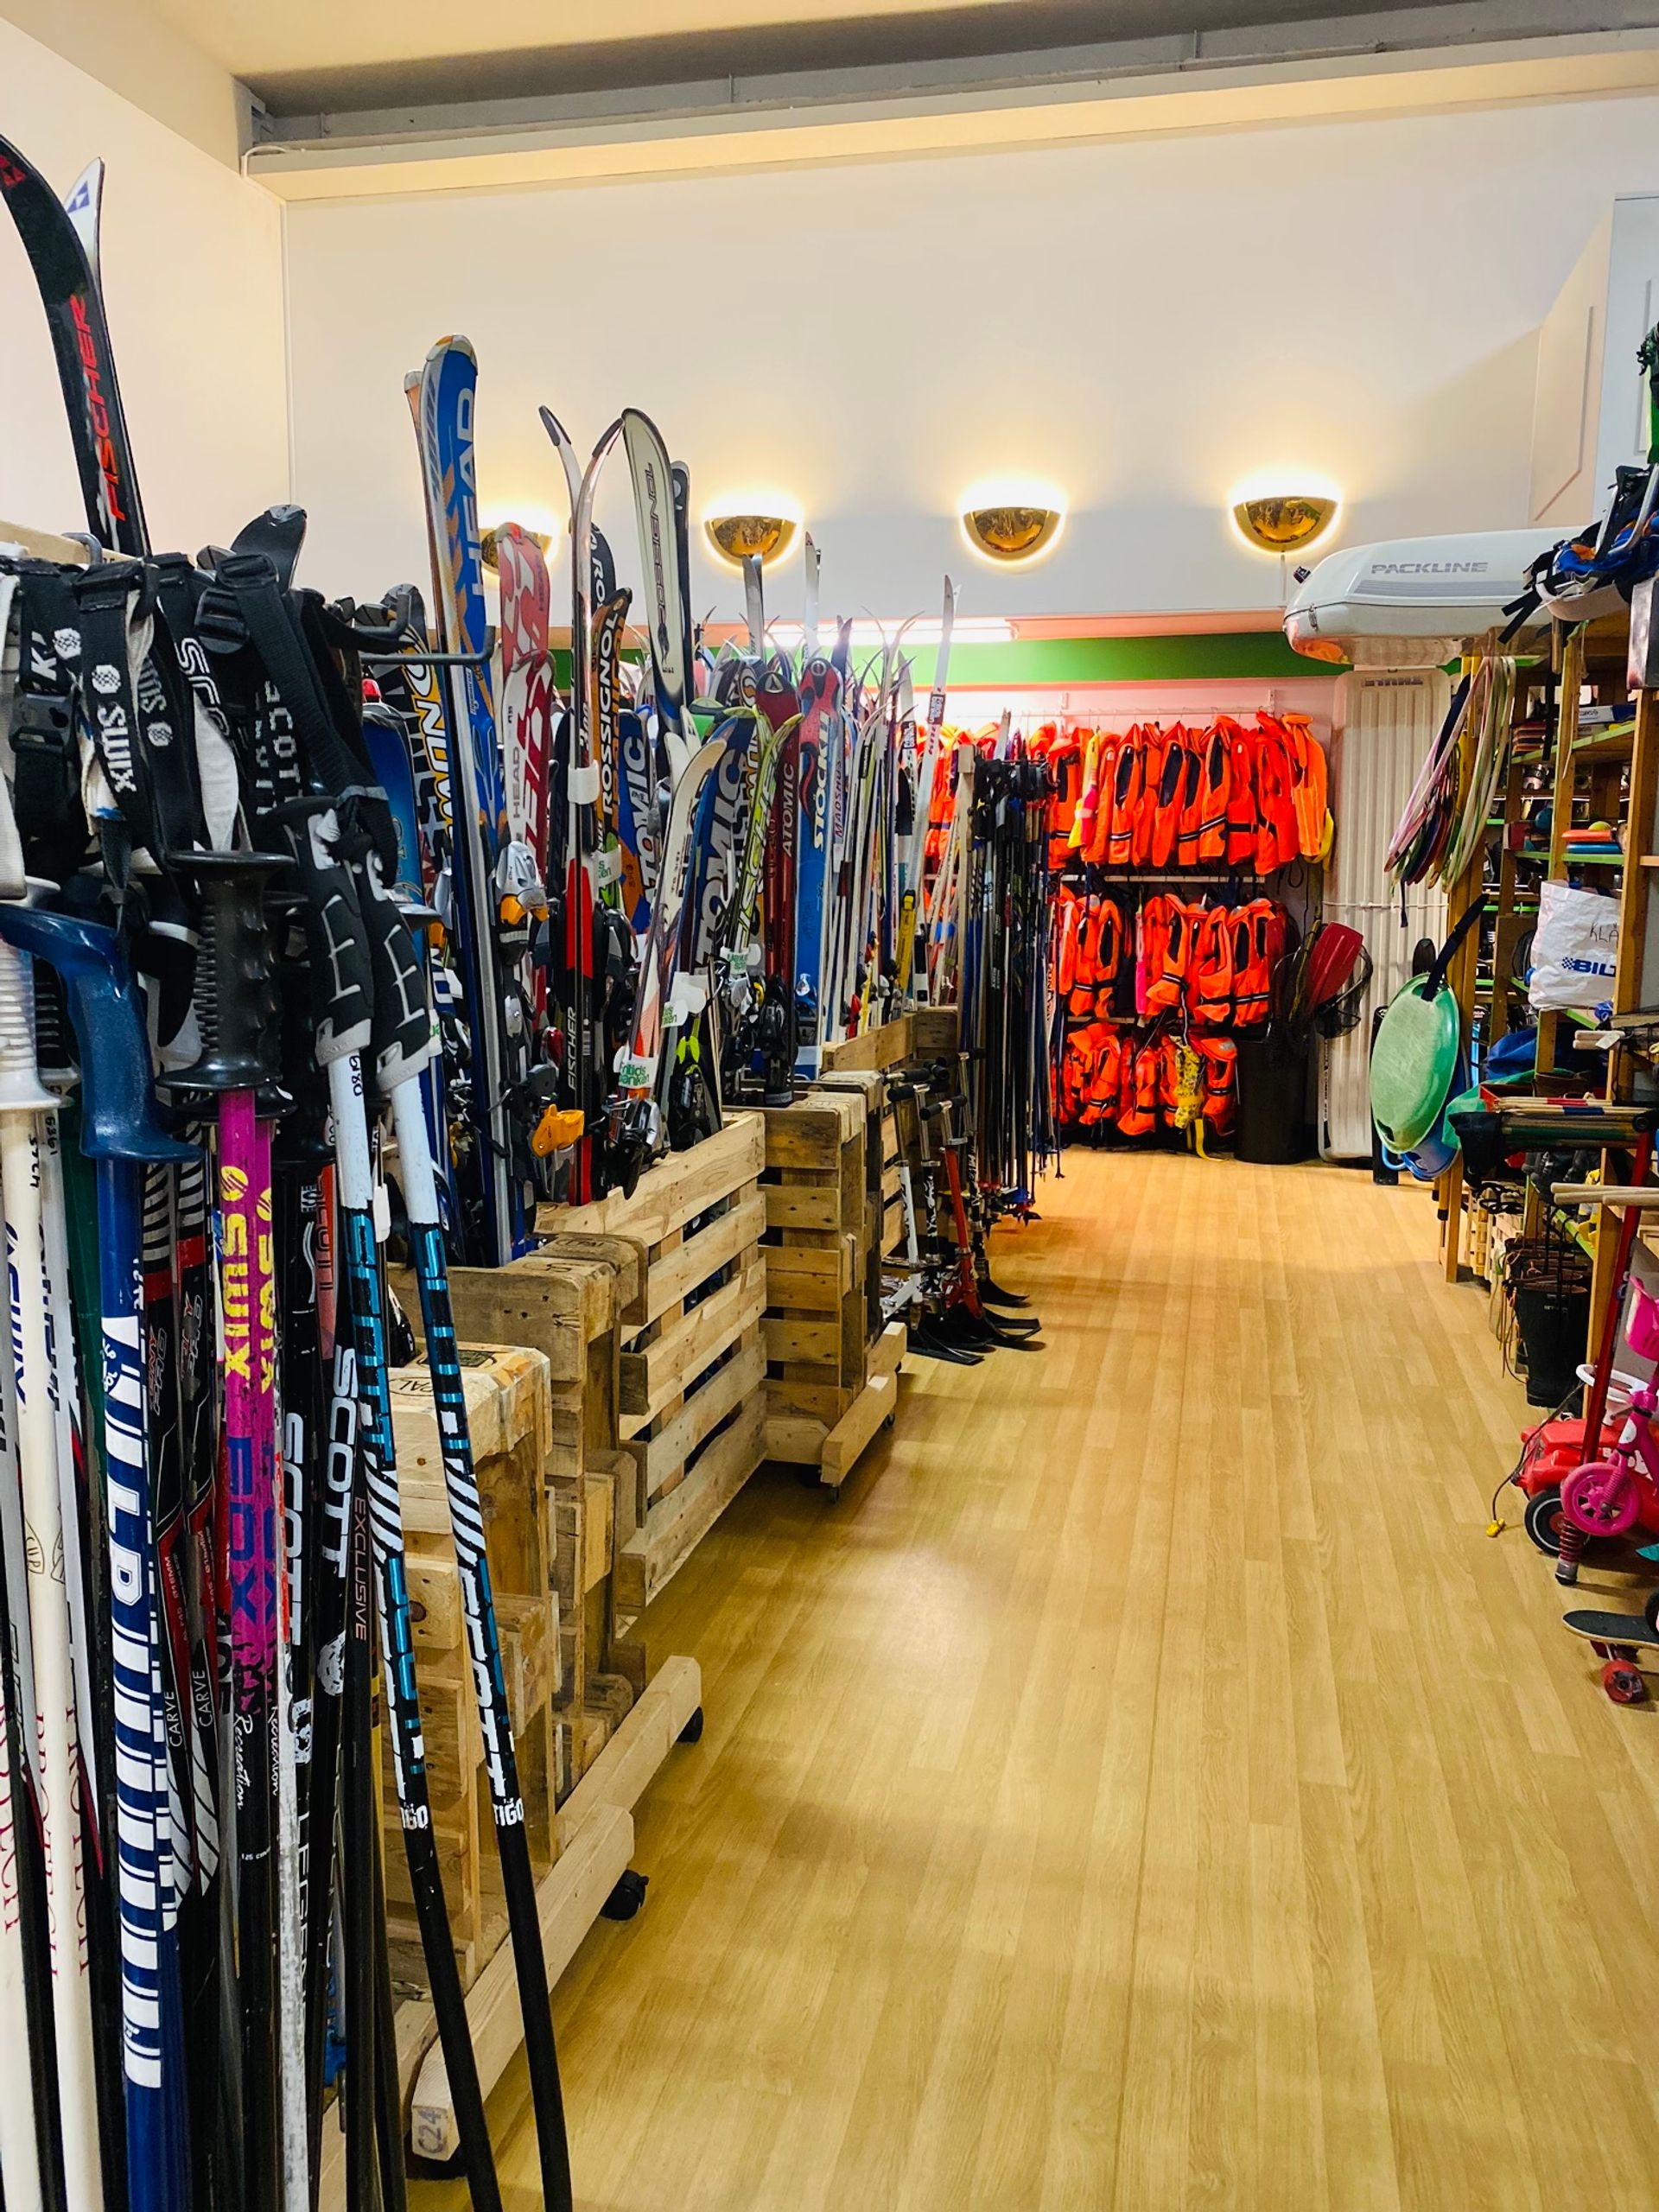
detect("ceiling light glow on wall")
[1228,471,1341,555]
[703,490,803,566]
[958,477,1066,566]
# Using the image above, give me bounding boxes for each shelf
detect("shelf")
[1571,727,1635,762]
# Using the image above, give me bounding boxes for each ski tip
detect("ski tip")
[424,333,477,367]
[538,404,569,442]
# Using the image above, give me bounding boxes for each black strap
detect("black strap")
[1424,897,1487,1002]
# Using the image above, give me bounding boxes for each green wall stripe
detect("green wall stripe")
[901,632,1344,686]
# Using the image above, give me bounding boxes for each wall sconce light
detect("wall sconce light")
[1228,475,1340,555]
[958,478,1066,566]
[703,511,799,565]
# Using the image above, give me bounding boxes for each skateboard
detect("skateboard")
[1562,1603,1659,1703]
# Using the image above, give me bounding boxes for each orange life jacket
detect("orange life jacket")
[1194,721,1232,863]
[1117,1039,1161,1138]
[1230,899,1285,1028]
[1195,1036,1237,1134]
[1055,887,1084,998]
[1149,723,1192,869]
[1280,711,1331,860]
[1185,905,1235,1027]
[1061,1024,1093,1124]
[1252,715,1300,875]
[1078,1024,1125,1126]
[1097,727,1136,868]
[1224,718,1259,869]
[1045,729,1082,870]
[1093,899,1125,985]
[1132,726,1163,867]
[1174,728,1207,868]
[1145,897,1197,1015]
[1083,733,1121,866]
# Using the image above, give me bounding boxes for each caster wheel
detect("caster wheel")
[601,1868,650,1922]
[823,1483,842,1503]
[677,1706,704,1745]
[882,1413,895,1432]
[407,2149,467,2182]
[1603,1659,1649,1706]
[1522,1486,1565,1557]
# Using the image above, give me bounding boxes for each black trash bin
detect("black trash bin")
[1235,1034,1314,1165]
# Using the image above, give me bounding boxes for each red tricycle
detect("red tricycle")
[1542,1281,1659,1558]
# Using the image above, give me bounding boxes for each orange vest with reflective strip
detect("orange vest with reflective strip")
[1133,727,1163,867]
[1194,722,1232,862]
[1118,1039,1161,1136]
[1185,905,1235,1027]
[1102,728,1141,868]
[1149,724,1190,869]
[1280,711,1330,860]
[1195,1036,1237,1132]
[1252,717,1300,874]
[1224,721,1258,868]
[1230,899,1284,1027]
[1145,896,1197,1015]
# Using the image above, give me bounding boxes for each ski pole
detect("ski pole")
[283,784,503,2212]
[0,898,103,2212]
[167,847,289,2212]
[0,1316,48,2212]
[0,902,196,2212]
[357,849,574,2212]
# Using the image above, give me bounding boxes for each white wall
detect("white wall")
[0,16,288,554]
[283,92,1659,623]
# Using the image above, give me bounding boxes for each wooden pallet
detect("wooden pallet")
[542,1115,769,1624]
[388,1247,645,1800]
[760,1085,910,1490]
[382,1345,561,1985]
[317,1654,704,2201]
[819,1011,912,1076]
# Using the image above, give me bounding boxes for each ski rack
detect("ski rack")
[315,1316,703,2196]
[758,1081,909,1498]
[537,1114,770,1617]
[0,517,89,563]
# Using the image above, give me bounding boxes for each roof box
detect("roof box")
[1284,530,1556,664]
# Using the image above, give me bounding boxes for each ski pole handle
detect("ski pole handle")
[168,849,288,1094]
[0,903,194,1162]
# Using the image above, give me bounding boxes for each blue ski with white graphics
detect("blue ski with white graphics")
[410,336,533,1262]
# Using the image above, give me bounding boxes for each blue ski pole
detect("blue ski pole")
[0,905,194,2212]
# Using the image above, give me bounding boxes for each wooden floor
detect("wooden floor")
[422,1151,1659,2210]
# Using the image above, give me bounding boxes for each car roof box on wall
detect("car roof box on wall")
[1284,529,1558,667]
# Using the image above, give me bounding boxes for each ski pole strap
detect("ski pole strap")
[71,561,163,874]
[358,858,437,1094]
[4,562,88,887]
[275,797,374,1067]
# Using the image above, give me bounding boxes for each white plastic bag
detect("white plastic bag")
[1528,878,1619,1015]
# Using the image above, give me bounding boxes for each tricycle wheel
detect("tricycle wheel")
[1522,1486,1565,1556]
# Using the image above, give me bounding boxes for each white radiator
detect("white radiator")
[1319,668,1451,1160]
